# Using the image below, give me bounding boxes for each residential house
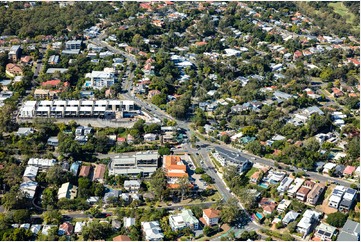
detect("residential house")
[282,211,299,225]
[144,133,157,142]
[6,63,23,77]
[58,182,77,200]
[331,88,344,97]
[287,178,305,197]
[86,196,99,205]
[42,225,57,236]
[58,222,73,236]
[297,210,321,237]
[30,224,42,235]
[202,208,220,226]
[28,158,57,170]
[334,165,346,177]
[46,68,68,74]
[141,221,164,241]
[123,217,136,228]
[23,165,39,182]
[20,181,38,199]
[8,45,21,62]
[47,136,59,146]
[169,209,199,231]
[323,163,337,175]
[339,188,357,212]
[16,127,34,136]
[259,198,277,215]
[113,235,131,241]
[124,180,141,193]
[112,220,122,230]
[277,199,291,213]
[103,189,121,204]
[74,222,85,234]
[307,183,325,205]
[20,56,32,65]
[70,161,81,176]
[296,187,311,202]
[328,185,347,209]
[277,177,294,194]
[148,90,161,100]
[92,164,106,182]
[314,223,337,241]
[343,166,356,177]
[337,219,360,241]
[48,55,60,65]
[79,166,91,178]
[250,171,262,184]
[109,151,159,177]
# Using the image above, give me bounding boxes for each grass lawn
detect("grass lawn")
[189,154,201,168]
[329,2,356,26]
[208,153,222,173]
[245,167,259,178]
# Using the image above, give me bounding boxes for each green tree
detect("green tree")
[41,187,58,210]
[149,169,167,201]
[151,93,167,106]
[203,226,212,237]
[2,228,33,241]
[42,210,62,225]
[87,207,102,218]
[1,188,26,211]
[242,126,258,136]
[158,146,171,155]
[194,168,205,174]
[192,108,207,127]
[287,221,298,233]
[178,176,190,201]
[239,231,260,241]
[78,177,92,198]
[245,140,263,156]
[220,198,240,224]
[346,136,360,160]
[326,212,348,227]
[11,210,30,224]
[82,221,112,240]
[201,174,214,184]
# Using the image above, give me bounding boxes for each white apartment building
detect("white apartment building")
[109,151,159,177]
[19,100,135,119]
[84,69,116,89]
[27,158,57,170]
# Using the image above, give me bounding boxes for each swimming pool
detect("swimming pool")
[255,212,264,220]
[259,183,269,189]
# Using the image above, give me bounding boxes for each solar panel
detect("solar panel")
[324,232,331,237]
[318,230,324,235]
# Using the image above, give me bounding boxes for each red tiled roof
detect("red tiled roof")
[294,50,303,58]
[79,166,91,177]
[343,165,356,175]
[93,164,106,180]
[117,137,126,142]
[6,63,22,74]
[21,56,32,63]
[113,235,131,241]
[195,41,207,46]
[203,208,220,219]
[41,79,61,87]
